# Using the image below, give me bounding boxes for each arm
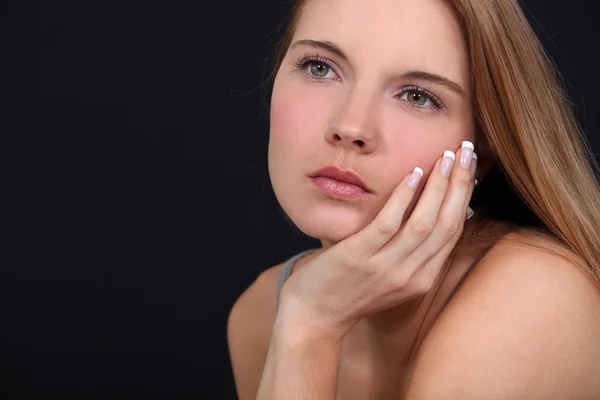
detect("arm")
[255,312,342,400]
[254,239,600,400]
[228,263,343,400]
[227,265,284,400]
[255,146,477,399]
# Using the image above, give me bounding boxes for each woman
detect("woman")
[228,0,600,398]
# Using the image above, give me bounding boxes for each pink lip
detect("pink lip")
[309,166,373,199]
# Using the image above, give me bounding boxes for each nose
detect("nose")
[326,90,378,153]
[327,127,376,153]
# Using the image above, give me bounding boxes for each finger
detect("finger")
[417,142,476,258]
[408,150,478,285]
[465,153,477,220]
[378,150,456,261]
[341,166,423,259]
[408,232,458,293]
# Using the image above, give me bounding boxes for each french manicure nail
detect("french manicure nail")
[408,167,423,190]
[440,150,455,178]
[467,206,474,220]
[460,141,474,169]
[471,152,478,179]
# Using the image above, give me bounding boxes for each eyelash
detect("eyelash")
[292,55,445,110]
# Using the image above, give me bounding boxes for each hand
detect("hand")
[277,142,478,339]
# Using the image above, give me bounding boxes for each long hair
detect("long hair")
[262,0,600,287]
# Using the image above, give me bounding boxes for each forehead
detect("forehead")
[293,0,469,87]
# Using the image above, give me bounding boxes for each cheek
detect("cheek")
[270,79,329,145]
[382,115,463,178]
[270,91,300,142]
[268,77,331,182]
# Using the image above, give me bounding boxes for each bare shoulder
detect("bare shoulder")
[227,261,286,400]
[406,230,600,399]
[466,228,599,294]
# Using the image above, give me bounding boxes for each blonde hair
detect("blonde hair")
[264,0,600,287]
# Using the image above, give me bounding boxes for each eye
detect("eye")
[406,91,428,106]
[309,62,335,79]
[293,56,339,80]
[399,87,444,109]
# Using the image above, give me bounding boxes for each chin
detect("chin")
[270,166,376,245]
[283,199,370,244]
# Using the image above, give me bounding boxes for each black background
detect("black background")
[3,0,599,398]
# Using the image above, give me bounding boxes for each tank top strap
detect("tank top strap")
[275,248,320,312]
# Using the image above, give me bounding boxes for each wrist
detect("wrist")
[272,315,343,366]
[259,303,343,400]
[275,295,349,342]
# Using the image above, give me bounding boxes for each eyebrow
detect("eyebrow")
[290,39,467,97]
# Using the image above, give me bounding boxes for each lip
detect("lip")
[309,166,373,193]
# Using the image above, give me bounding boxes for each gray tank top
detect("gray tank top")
[275,245,496,313]
[275,248,320,312]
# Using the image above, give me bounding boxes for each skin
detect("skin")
[268,0,477,353]
[227,0,600,398]
[268,0,475,248]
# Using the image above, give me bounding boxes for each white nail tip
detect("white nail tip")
[443,150,455,161]
[467,206,475,219]
[473,153,478,160]
[462,141,474,150]
[413,167,424,176]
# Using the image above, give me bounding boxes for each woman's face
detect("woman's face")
[269,0,474,248]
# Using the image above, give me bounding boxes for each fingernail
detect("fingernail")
[467,206,474,220]
[460,141,474,169]
[471,152,478,179]
[408,167,423,190]
[440,150,455,178]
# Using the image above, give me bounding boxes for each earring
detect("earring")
[474,178,481,187]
